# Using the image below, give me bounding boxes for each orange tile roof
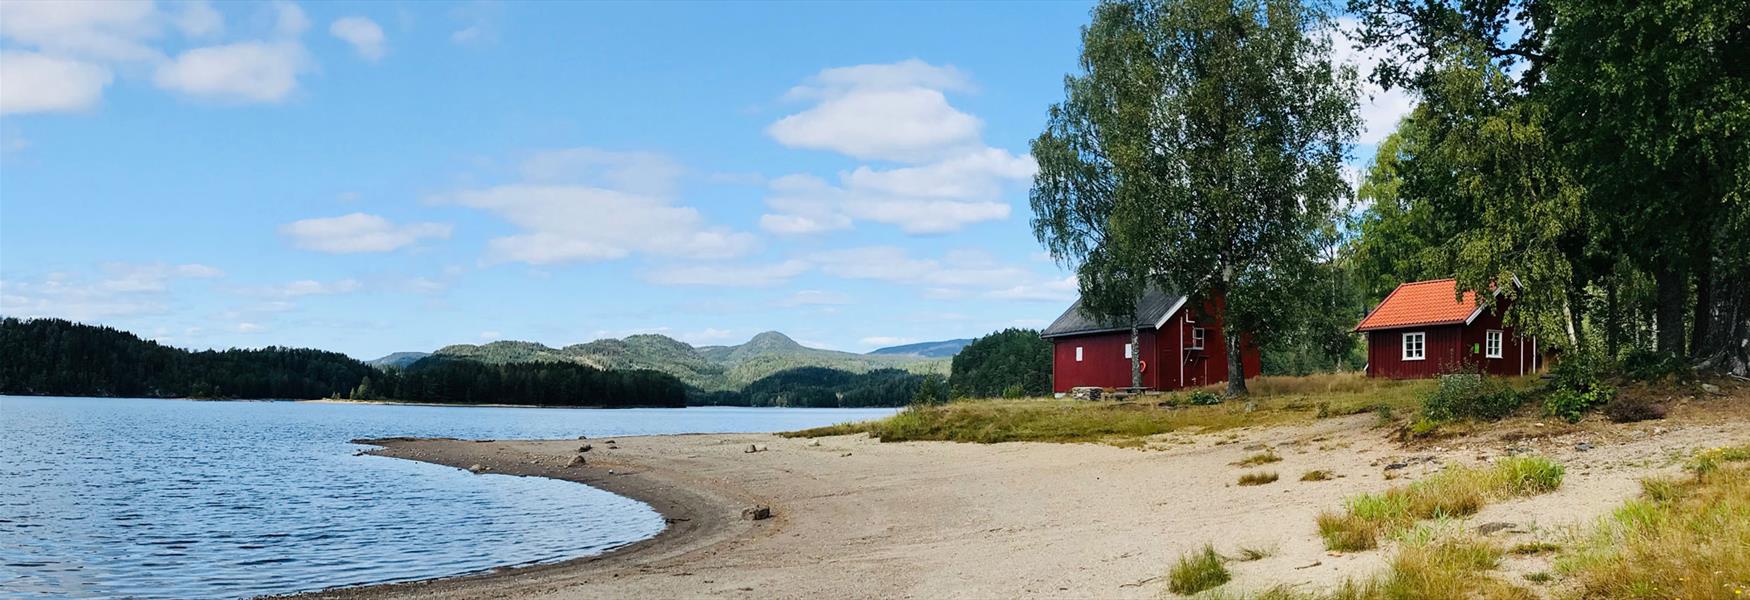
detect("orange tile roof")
[1354,279,1482,332]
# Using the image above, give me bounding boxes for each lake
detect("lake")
[0,396,896,599]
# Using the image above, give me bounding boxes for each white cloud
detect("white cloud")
[1333,17,1418,145]
[479,330,502,340]
[279,213,451,253]
[860,336,915,347]
[645,259,809,287]
[267,278,361,298]
[0,0,162,62]
[761,60,1035,234]
[0,51,113,114]
[175,1,224,38]
[0,262,223,321]
[329,16,385,61]
[273,1,309,37]
[781,289,851,307]
[768,59,980,163]
[153,41,309,103]
[440,148,757,265]
[813,247,1076,302]
[448,1,500,46]
[679,327,737,344]
[234,322,266,333]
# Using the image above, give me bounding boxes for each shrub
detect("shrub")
[1000,384,1025,399]
[1422,374,1525,422]
[1601,394,1665,423]
[1618,348,1692,382]
[1186,390,1223,405]
[1543,386,1614,423]
[1167,544,1230,594]
[1238,471,1280,486]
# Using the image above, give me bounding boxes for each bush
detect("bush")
[1543,385,1614,423]
[1186,390,1223,405]
[1618,348,1692,382]
[1601,394,1666,423]
[1543,349,1616,423]
[1167,544,1230,594]
[1421,374,1525,422]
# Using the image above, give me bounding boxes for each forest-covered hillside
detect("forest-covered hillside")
[436,330,948,391]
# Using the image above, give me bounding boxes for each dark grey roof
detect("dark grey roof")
[1039,286,1187,338]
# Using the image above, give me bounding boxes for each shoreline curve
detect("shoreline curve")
[276,435,766,599]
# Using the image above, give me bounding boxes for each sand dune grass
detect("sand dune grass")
[783,373,1433,444]
[1317,457,1564,551]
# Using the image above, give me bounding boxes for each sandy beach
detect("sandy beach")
[292,411,1749,599]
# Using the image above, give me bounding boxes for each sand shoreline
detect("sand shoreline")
[286,411,1749,599]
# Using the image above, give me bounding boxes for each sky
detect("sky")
[0,1,1411,359]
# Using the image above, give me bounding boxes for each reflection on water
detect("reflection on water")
[0,396,895,598]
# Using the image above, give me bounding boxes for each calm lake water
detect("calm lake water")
[0,396,895,599]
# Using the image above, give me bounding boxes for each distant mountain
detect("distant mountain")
[433,330,946,391]
[366,351,430,369]
[867,338,973,358]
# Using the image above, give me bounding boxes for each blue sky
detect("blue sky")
[0,1,1407,359]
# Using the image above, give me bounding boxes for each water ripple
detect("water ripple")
[1,396,896,599]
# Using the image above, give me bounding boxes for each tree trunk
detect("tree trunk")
[1224,323,1247,397]
[1129,325,1142,390]
[1565,284,1586,351]
[1689,246,1713,359]
[1654,260,1687,356]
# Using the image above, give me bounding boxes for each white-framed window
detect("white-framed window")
[1402,332,1426,361]
[1123,343,1133,359]
[1075,346,1084,362]
[1190,328,1207,350]
[1485,330,1503,359]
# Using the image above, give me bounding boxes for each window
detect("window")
[1402,332,1426,361]
[1485,330,1503,358]
[1075,346,1084,362]
[1190,328,1207,350]
[1123,343,1133,359]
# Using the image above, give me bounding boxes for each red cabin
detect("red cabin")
[1354,278,1544,379]
[1040,287,1261,393]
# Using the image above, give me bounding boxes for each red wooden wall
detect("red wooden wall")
[1364,301,1543,379]
[1050,301,1262,393]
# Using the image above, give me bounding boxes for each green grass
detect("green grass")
[1168,544,1231,595]
[781,373,1434,445]
[1195,530,1531,600]
[1238,471,1280,486]
[1316,457,1565,551]
[1555,444,1750,598]
[1508,541,1560,555]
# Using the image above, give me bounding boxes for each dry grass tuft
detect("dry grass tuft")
[1167,544,1230,595]
[1300,469,1335,481]
[1236,449,1283,466]
[1508,541,1560,555]
[1317,457,1564,550]
[1238,471,1280,486]
[1556,445,1750,598]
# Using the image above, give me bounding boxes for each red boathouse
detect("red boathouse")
[1354,278,1544,379]
[1041,287,1261,393]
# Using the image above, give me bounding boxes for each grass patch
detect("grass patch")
[1556,445,1750,598]
[781,373,1434,445]
[1300,469,1334,481]
[1236,450,1282,466]
[1233,544,1275,561]
[1189,532,1529,599]
[1168,544,1230,595]
[1317,457,1565,550]
[1238,471,1280,486]
[1508,541,1560,555]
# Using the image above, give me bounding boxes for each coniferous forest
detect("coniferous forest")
[0,317,687,407]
